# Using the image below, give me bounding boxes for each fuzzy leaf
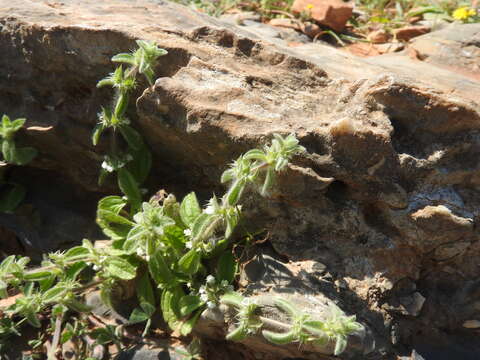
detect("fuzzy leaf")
[161,287,183,330]
[334,335,348,356]
[24,271,53,281]
[178,249,201,275]
[92,123,105,146]
[180,192,202,227]
[117,168,142,210]
[105,257,137,280]
[216,251,236,284]
[149,250,175,287]
[129,308,150,324]
[43,285,68,303]
[112,53,136,65]
[225,178,245,206]
[127,145,152,185]
[119,125,143,150]
[262,329,296,345]
[180,309,202,336]
[179,295,203,317]
[137,272,155,315]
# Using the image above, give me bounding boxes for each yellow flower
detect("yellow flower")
[452,7,476,21]
[306,4,314,9]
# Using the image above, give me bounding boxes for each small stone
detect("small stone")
[399,292,425,316]
[367,29,389,43]
[394,25,430,41]
[462,319,480,328]
[291,0,353,32]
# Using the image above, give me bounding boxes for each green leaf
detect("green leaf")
[90,326,116,345]
[123,225,147,253]
[243,149,266,161]
[334,334,348,356]
[180,192,202,227]
[179,295,203,317]
[262,329,296,345]
[148,250,175,287]
[0,183,26,213]
[13,147,37,165]
[216,251,236,284]
[161,287,183,330]
[225,178,245,206]
[220,292,244,308]
[180,309,202,336]
[97,209,133,226]
[64,246,90,260]
[119,125,143,150]
[191,213,219,242]
[260,167,274,197]
[10,118,26,132]
[92,123,105,146]
[2,139,16,163]
[66,298,92,313]
[220,169,235,184]
[178,249,201,275]
[25,310,41,328]
[24,271,53,281]
[114,92,129,118]
[112,53,136,65]
[105,257,137,280]
[43,285,68,303]
[65,261,87,281]
[127,145,152,185]
[98,195,128,215]
[0,280,8,299]
[117,168,142,211]
[137,272,155,315]
[128,307,150,324]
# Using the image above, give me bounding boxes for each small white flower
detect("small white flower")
[93,265,100,271]
[199,286,206,294]
[207,301,216,309]
[145,255,150,261]
[204,206,215,215]
[185,241,193,249]
[136,248,144,256]
[183,229,192,237]
[101,161,114,172]
[187,282,192,288]
[200,293,209,302]
[206,275,215,285]
[221,280,229,287]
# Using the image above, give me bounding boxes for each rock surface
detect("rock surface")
[0,0,479,359]
[291,0,354,32]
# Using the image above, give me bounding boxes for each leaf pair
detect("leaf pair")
[112,40,168,86]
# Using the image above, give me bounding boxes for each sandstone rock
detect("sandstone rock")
[269,18,300,31]
[410,23,480,80]
[394,25,430,41]
[291,0,353,32]
[0,0,480,358]
[367,29,389,43]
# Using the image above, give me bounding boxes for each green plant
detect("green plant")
[0,39,361,358]
[220,293,363,356]
[0,115,38,213]
[92,40,166,211]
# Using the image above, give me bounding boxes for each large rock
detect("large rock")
[0,0,479,359]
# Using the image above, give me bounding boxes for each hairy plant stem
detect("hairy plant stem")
[47,312,63,360]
